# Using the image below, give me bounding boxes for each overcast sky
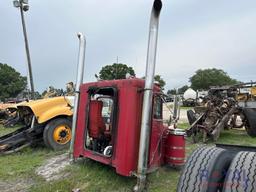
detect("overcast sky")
[0,0,255,93]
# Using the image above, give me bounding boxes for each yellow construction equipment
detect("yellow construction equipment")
[0,96,74,154]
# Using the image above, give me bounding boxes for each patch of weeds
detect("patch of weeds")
[217,129,256,146]
[0,124,21,137]
[30,159,136,192]
[177,122,189,129]
[0,147,60,180]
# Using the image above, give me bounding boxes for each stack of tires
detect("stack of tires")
[177,146,256,192]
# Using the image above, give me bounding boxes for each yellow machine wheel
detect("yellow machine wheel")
[53,124,71,145]
[43,118,72,150]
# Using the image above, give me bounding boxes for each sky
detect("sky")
[0,0,255,93]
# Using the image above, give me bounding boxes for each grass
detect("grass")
[217,128,256,146]
[0,124,256,192]
[28,160,181,192]
[177,122,189,129]
[0,147,58,180]
[30,160,137,192]
[0,124,21,137]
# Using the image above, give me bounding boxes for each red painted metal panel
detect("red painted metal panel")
[113,84,143,176]
[148,120,166,171]
[73,78,165,176]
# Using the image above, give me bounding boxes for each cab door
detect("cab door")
[148,94,165,170]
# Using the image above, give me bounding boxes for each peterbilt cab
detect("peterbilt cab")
[73,78,167,176]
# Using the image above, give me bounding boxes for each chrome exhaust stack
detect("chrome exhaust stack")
[70,33,86,160]
[134,0,162,191]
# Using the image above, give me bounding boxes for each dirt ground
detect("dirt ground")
[162,102,188,123]
[0,179,33,192]
[36,153,70,181]
[0,153,71,192]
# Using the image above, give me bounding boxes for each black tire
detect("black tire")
[223,151,256,192]
[177,146,234,192]
[43,118,72,150]
[244,108,256,137]
[187,110,197,125]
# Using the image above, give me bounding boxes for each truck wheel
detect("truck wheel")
[223,151,256,192]
[43,118,72,150]
[244,108,256,137]
[177,146,234,192]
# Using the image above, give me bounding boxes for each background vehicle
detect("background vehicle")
[0,96,73,153]
[182,88,197,107]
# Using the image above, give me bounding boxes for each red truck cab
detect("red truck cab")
[73,78,166,176]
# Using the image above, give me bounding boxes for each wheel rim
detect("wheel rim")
[53,124,71,145]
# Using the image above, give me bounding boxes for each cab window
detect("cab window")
[153,96,162,119]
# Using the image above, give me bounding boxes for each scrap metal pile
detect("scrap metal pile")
[186,82,256,142]
[0,103,20,127]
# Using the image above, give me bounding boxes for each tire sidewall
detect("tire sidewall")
[43,118,72,150]
[177,147,235,192]
[206,150,236,192]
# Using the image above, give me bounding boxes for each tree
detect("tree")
[167,89,176,95]
[97,63,135,80]
[142,74,166,90]
[34,91,42,99]
[190,68,238,90]
[0,63,27,101]
[17,87,41,100]
[178,85,189,94]
[167,85,189,95]
[154,75,166,90]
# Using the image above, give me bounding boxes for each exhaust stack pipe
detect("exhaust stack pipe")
[70,32,86,160]
[134,0,162,191]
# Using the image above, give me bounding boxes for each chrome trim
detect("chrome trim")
[69,32,86,160]
[134,1,162,191]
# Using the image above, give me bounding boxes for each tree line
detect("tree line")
[168,68,238,95]
[0,62,239,101]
